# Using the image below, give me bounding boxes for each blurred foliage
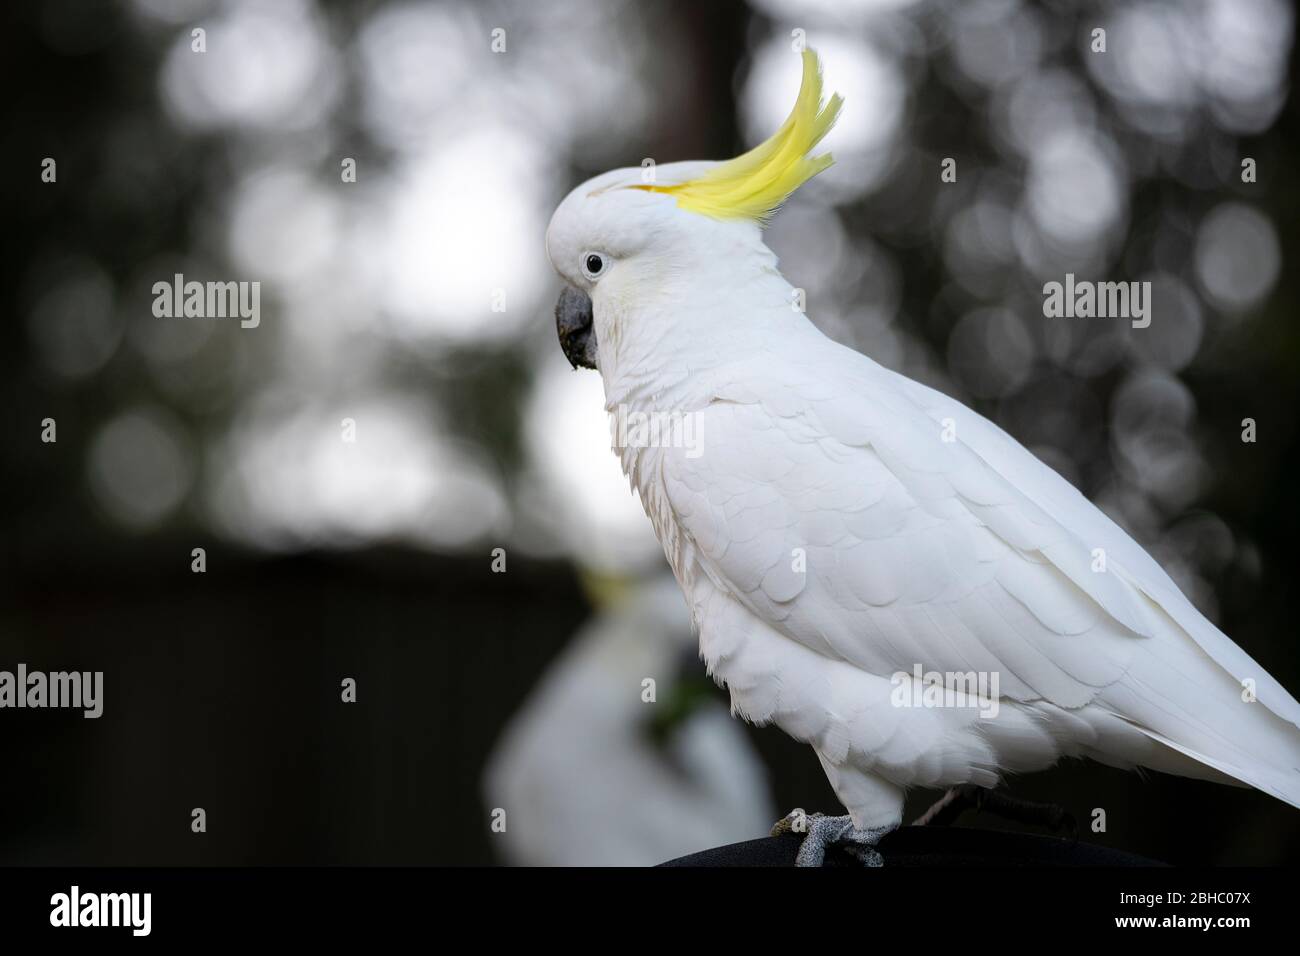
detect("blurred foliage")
[0,0,1297,864]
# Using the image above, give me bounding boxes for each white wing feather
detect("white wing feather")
[660,336,1300,806]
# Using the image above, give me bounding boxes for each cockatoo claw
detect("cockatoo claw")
[772,810,895,867]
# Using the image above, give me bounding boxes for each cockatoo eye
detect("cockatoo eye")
[581,252,607,280]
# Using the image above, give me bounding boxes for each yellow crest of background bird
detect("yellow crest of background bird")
[632,48,843,224]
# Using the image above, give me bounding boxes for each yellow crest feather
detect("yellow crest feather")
[634,48,842,223]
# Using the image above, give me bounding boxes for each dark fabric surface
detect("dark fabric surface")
[659,826,1167,866]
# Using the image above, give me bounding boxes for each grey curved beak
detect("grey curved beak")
[555,285,597,370]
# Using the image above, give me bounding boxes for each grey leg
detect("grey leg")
[772,810,896,867]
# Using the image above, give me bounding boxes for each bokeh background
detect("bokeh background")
[1,0,1297,865]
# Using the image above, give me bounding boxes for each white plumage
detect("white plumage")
[653,340,1300,827]
[483,576,775,865]
[543,51,1300,834]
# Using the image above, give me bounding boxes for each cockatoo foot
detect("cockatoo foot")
[771,810,895,867]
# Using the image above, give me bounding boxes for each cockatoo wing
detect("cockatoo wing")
[661,335,1300,805]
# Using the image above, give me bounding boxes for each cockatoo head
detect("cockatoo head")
[546,49,842,373]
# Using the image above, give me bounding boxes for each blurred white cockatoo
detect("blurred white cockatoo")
[483,574,774,866]
[546,49,1300,864]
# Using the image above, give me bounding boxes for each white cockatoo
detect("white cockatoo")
[483,574,775,866]
[546,49,1300,865]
